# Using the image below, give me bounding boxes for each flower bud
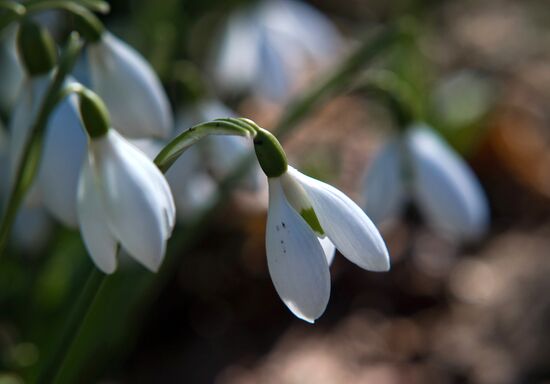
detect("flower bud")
[78,89,110,138]
[253,128,287,177]
[16,21,56,76]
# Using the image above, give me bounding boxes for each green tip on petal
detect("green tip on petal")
[300,207,325,237]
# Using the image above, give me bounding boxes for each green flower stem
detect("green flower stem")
[154,118,256,173]
[353,70,416,128]
[25,1,105,41]
[36,264,106,384]
[0,0,25,33]
[274,26,401,135]
[0,33,83,257]
[24,0,110,13]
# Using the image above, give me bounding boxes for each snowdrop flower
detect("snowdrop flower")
[211,0,341,102]
[87,32,173,138]
[364,124,489,242]
[77,90,175,273]
[253,128,389,322]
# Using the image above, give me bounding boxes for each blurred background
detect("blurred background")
[2,0,550,383]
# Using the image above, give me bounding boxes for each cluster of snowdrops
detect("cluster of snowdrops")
[0,0,489,325]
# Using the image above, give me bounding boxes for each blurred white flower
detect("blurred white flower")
[211,0,341,103]
[8,74,50,206]
[267,166,389,322]
[1,125,53,253]
[0,27,24,113]
[87,32,173,138]
[77,129,175,274]
[364,124,489,242]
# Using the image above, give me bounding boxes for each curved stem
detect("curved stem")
[26,1,105,41]
[23,0,109,13]
[0,0,25,33]
[353,70,416,129]
[274,26,401,135]
[0,33,83,256]
[154,118,255,173]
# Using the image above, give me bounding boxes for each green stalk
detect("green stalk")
[36,265,106,384]
[275,26,400,135]
[0,33,83,256]
[0,0,25,34]
[155,118,256,172]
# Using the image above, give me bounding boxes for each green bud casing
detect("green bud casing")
[253,128,288,178]
[17,21,56,76]
[79,89,110,138]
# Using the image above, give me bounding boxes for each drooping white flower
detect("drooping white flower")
[77,129,175,274]
[87,32,173,138]
[364,124,489,242]
[266,167,389,322]
[211,0,341,103]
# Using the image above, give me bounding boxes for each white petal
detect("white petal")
[266,178,330,323]
[407,125,489,242]
[289,167,390,272]
[319,236,336,266]
[39,93,86,228]
[88,32,173,138]
[91,130,175,272]
[363,138,406,224]
[77,158,118,274]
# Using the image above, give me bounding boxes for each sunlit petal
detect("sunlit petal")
[266,178,330,323]
[88,32,172,138]
[289,167,390,272]
[91,130,175,272]
[319,235,336,266]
